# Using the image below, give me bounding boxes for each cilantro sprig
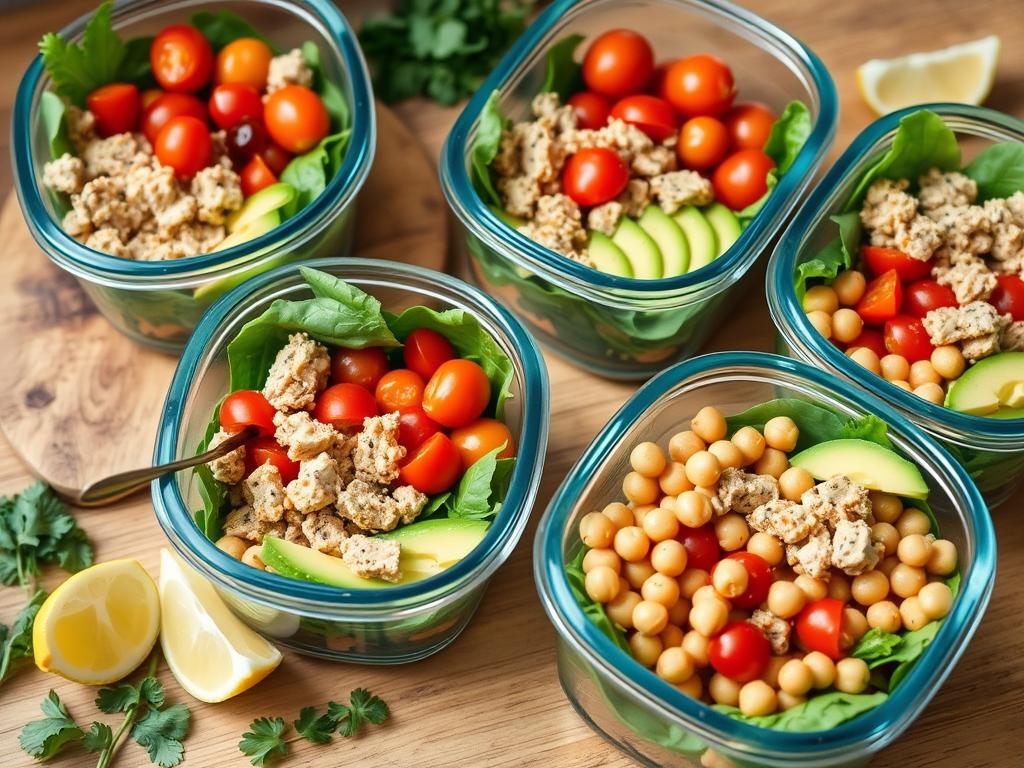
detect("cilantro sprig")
[239,688,389,765]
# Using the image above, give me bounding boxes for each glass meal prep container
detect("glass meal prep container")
[440,0,837,380]
[767,104,1024,509]
[152,258,549,663]
[11,0,375,353]
[534,351,993,768]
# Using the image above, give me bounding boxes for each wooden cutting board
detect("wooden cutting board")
[0,102,448,497]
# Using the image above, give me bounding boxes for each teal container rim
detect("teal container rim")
[534,351,995,757]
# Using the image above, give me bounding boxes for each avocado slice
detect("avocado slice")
[487,205,526,229]
[638,206,690,276]
[672,206,718,273]
[587,231,633,277]
[227,182,296,233]
[945,352,1024,417]
[612,217,663,279]
[704,202,742,256]
[210,210,281,253]
[789,438,929,500]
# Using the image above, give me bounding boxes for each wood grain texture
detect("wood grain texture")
[1,1,1023,767]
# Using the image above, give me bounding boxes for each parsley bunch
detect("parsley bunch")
[239,688,389,765]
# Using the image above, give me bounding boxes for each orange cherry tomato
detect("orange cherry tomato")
[724,102,776,151]
[403,328,455,381]
[155,116,212,179]
[711,149,774,210]
[375,369,425,413]
[141,92,207,145]
[150,24,214,93]
[263,85,330,154]
[215,37,273,91]
[450,418,515,467]
[86,83,141,137]
[677,115,729,170]
[422,359,491,429]
[240,155,278,197]
[244,437,300,484]
[398,433,463,495]
[582,29,655,99]
[219,389,278,437]
[314,383,378,433]
[660,54,736,118]
[331,347,390,391]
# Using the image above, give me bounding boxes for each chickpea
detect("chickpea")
[624,560,657,590]
[623,471,660,505]
[870,522,900,557]
[606,590,642,628]
[918,582,953,620]
[683,630,710,666]
[583,547,621,574]
[851,570,890,606]
[689,597,729,637]
[651,540,688,577]
[832,270,866,306]
[763,416,799,452]
[656,647,695,683]
[642,506,680,543]
[659,462,693,496]
[899,595,929,631]
[585,566,621,603]
[877,556,900,577]
[692,584,722,604]
[630,441,667,478]
[802,651,836,689]
[632,504,656,526]
[642,573,681,608]
[926,539,958,576]
[691,406,728,443]
[747,532,784,566]
[896,508,933,537]
[712,559,749,599]
[602,502,635,529]
[715,513,751,551]
[778,467,815,501]
[777,659,814,696]
[629,631,663,667]
[669,430,707,463]
[867,600,902,633]
[760,655,788,688]
[754,447,789,478]
[879,354,911,382]
[241,545,265,569]
[709,673,741,706]
[890,563,926,598]
[614,526,650,563]
[849,346,882,374]
[841,606,869,645]
[739,680,778,717]
[803,284,840,314]
[914,382,945,405]
[731,426,766,465]
[931,345,966,380]
[686,451,722,488]
[832,308,864,343]
[679,568,710,599]
[633,600,669,637]
[676,674,703,699]
[660,624,685,648]
[709,439,745,470]
[897,533,933,567]
[676,490,713,528]
[216,535,248,560]
[909,359,942,388]
[890,380,913,392]
[795,574,828,602]
[660,495,677,510]
[778,691,807,711]
[827,573,851,602]
[768,580,807,619]
[579,512,616,548]
[835,657,870,694]
[668,597,692,626]
[869,491,903,524]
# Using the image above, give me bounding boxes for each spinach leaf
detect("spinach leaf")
[280,131,352,214]
[40,91,74,159]
[541,34,584,100]
[793,211,861,299]
[565,547,630,654]
[299,267,400,349]
[301,41,350,132]
[839,413,892,449]
[736,100,812,224]
[726,399,846,452]
[849,620,941,691]
[190,10,273,51]
[851,627,903,663]
[117,36,155,87]
[194,411,228,540]
[964,142,1024,201]
[713,692,887,731]
[470,90,506,207]
[447,446,507,520]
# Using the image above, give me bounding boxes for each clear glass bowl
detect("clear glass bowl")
[534,351,994,767]
[767,104,1024,509]
[151,258,549,663]
[11,0,375,352]
[440,0,837,379]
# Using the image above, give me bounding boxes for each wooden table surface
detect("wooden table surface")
[1,1,1022,766]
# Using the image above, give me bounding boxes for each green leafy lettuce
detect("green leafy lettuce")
[712,692,888,731]
[470,91,506,207]
[963,142,1024,201]
[724,398,892,452]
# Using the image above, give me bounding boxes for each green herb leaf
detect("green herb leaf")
[0,589,46,687]
[19,690,84,759]
[469,90,506,207]
[96,681,142,713]
[447,445,504,519]
[239,717,289,766]
[294,706,336,744]
[328,687,390,737]
[713,691,888,731]
[280,131,351,212]
[964,141,1024,201]
[190,10,272,51]
[39,1,127,106]
[541,34,584,99]
[851,627,904,662]
[40,91,74,159]
[82,722,113,753]
[131,702,190,767]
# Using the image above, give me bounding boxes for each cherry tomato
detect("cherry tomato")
[712,149,774,210]
[244,437,300,484]
[219,389,277,437]
[150,24,214,93]
[567,91,612,130]
[141,92,207,146]
[647,62,670,96]
[155,116,212,179]
[396,407,442,452]
[562,147,629,207]
[215,37,273,91]
[712,552,771,610]
[140,88,164,110]
[398,432,463,495]
[422,359,491,429]
[679,524,720,572]
[903,279,957,318]
[660,54,736,118]
[991,274,1024,321]
[263,85,330,154]
[86,83,141,137]
[240,155,277,197]
[856,269,904,326]
[208,83,263,130]
[795,598,845,660]
[610,94,677,142]
[260,142,292,175]
[313,383,378,432]
[860,245,932,282]
[724,102,776,151]
[847,327,887,358]
[884,315,935,363]
[581,29,654,99]
[708,622,771,682]
[376,369,426,413]
[450,418,515,468]
[331,347,390,391]
[677,116,729,170]
[403,328,455,381]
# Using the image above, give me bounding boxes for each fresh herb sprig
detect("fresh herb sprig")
[239,688,389,765]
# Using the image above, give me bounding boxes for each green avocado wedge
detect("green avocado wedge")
[789,438,929,500]
[672,206,717,273]
[587,231,634,277]
[638,206,690,276]
[704,202,742,256]
[226,182,296,233]
[945,352,1024,417]
[613,217,663,279]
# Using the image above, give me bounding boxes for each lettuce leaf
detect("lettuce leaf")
[40,92,74,160]
[470,90,506,207]
[793,211,861,299]
[301,41,349,131]
[713,692,887,732]
[280,131,351,214]
[964,142,1024,201]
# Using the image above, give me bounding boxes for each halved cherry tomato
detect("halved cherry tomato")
[403,328,455,381]
[567,91,612,130]
[260,142,292,175]
[795,598,845,660]
[140,88,164,110]
[847,327,887,358]
[244,437,300,484]
[610,94,677,142]
[313,383,378,432]
[240,155,277,197]
[562,147,629,207]
[208,83,263,130]
[677,116,729,170]
[582,29,654,99]
[724,102,776,151]
[884,315,935,362]
[86,83,141,137]
[708,622,771,682]
[219,389,277,437]
[331,347,390,391]
[142,92,207,145]
[215,37,273,90]
[263,85,330,154]
[154,116,212,179]
[713,552,771,610]
[422,359,491,429]
[991,274,1024,321]
[150,24,214,93]
[679,525,720,572]
[396,407,442,452]
[712,149,774,210]
[660,54,736,118]
[860,245,932,282]
[450,418,515,468]
[398,432,463,494]
[375,369,426,413]
[903,279,957,318]
[856,269,904,326]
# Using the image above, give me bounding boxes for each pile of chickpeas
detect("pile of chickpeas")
[576,404,959,718]
[803,271,966,405]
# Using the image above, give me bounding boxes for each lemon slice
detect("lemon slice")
[34,559,160,685]
[158,549,282,703]
[857,36,1000,114]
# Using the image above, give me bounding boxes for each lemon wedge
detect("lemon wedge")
[857,36,1000,114]
[33,559,160,685]
[158,549,282,703]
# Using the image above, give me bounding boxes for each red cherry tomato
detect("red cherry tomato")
[376,369,426,413]
[141,88,164,109]
[562,147,630,207]
[610,94,677,142]
[712,149,774,210]
[422,359,491,429]
[860,245,932,282]
[582,29,655,99]
[244,437,300,484]
[403,328,456,381]
[677,116,729,170]
[396,407,442,452]
[154,116,212,179]
[724,102,776,151]
[712,552,772,610]
[240,155,277,197]
[260,142,292,175]
[884,315,935,362]
[208,83,263,130]
[450,418,515,468]
[660,54,736,118]
[150,24,214,93]
[313,383,379,432]
[141,92,207,146]
[708,622,771,682]
[847,327,888,358]
[567,91,612,130]
[215,37,273,91]
[398,432,463,495]
[856,269,904,326]
[991,274,1024,321]
[795,598,845,660]
[219,390,278,437]
[86,83,141,137]
[679,525,721,572]
[331,347,390,391]
[263,85,330,154]
[903,279,957,318]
